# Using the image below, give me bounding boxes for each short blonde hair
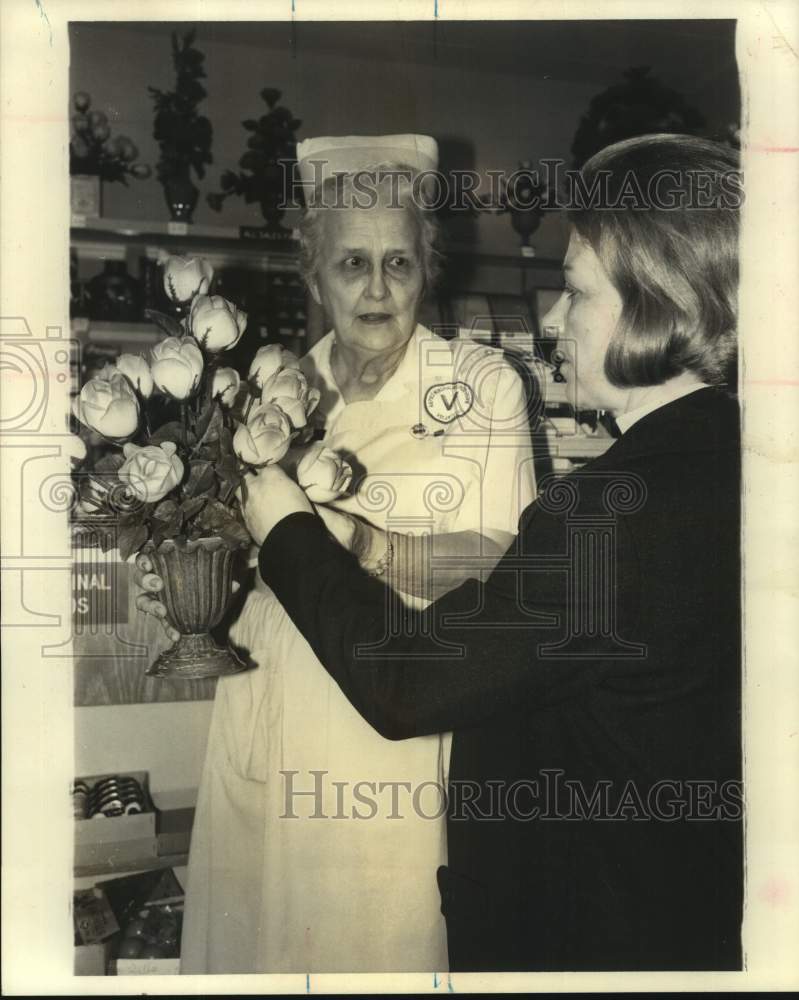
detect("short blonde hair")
[570,134,740,388]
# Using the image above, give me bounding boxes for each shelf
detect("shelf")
[71,217,301,272]
[70,217,562,273]
[71,319,161,346]
[74,851,189,880]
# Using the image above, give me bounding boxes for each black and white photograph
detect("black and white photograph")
[1,0,798,994]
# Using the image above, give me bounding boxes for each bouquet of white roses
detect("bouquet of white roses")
[71,253,350,560]
[71,253,351,678]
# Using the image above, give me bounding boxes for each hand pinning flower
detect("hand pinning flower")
[160,254,214,305]
[116,354,154,398]
[212,367,241,407]
[232,403,292,467]
[248,344,300,390]
[119,441,185,504]
[71,371,140,440]
[297,443,353,503]
[190,294,248,352]
[150,337,204,399]
[259,368,320,429]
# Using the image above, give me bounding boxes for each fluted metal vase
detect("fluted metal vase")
[144,537,246,680]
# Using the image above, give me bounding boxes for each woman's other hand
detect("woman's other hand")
[239,464,314,546]
[313,503,358,552]
[133,552,180,643]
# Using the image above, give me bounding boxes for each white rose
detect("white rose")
[118,441,184,505]
[232,403,292,467]
[190,294,248,352]
[297,443,353,503]
[259,368,321,429]
[160,254,214,304]
[150,337,204,399]
[71,371,140,440]
[212,367,241,407]
[248,344,300,389]
[115,353,154,398]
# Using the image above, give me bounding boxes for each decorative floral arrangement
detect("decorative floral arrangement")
[148,31,213,187]
[207,87,301,233]
[69,91,151,184]
[497,160,548,250]
[571,67,705,168]
[70,254,351,562]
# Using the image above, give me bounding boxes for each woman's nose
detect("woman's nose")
[540,292,566,332]
[365,266,388,301]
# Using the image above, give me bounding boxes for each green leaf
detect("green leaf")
[180,495,207,519]
[183,459,216,499]
[116,522,148,562]
[94,453,125,475]
[195,499,250,547]
[145,308,184,338]
[150,421,193,447]
[195,401,223,445]
[153,498,180,522]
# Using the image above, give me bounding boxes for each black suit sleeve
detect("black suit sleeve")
[259,506,633,740]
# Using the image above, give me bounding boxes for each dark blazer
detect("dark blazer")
[260,386,743,972]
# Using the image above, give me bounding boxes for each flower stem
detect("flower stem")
[180,401,188,452]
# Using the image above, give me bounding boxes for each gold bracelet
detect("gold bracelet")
[367,532,395,577]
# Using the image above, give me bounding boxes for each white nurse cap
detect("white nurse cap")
[296,134,439,189]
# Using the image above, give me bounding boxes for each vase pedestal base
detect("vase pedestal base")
[147,632,247,680]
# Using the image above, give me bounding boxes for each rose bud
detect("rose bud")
[119,441,184,505]
[259,368,320,429]
[212,367,241,407]
[150,337,204,399]
[190,294,248,352]
[71,371,140,440]
[67,432,87,468]
[91,122,110,142]
[232,403,292,467]
[248,343,300,390]
[116,354,154,398]
[73,91,91,112]
[297,443,353,503]
[160,253,214,305]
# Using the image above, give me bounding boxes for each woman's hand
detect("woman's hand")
[313,503,358,553]
[239,464,314,546]
[133,553,180,643]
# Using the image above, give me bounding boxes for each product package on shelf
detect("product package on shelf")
[74,771,157,870]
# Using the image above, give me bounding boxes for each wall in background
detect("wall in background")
[69,19,740,262]
[75,701,213,802]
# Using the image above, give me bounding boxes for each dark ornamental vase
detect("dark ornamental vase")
[163,171,199,223]
[87,260,142,322]
[144,537,247,679]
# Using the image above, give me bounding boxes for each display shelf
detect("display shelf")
[70,217,562,274]
[71,319,161,345]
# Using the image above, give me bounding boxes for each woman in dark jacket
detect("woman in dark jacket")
[154,133,744,971]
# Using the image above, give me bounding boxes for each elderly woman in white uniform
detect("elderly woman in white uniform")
[178,135,536,973]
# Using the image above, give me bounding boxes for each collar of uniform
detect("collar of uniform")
[303,323,441,412]
[615,380,710,435]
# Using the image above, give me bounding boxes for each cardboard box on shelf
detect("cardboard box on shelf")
[74,771,157,869]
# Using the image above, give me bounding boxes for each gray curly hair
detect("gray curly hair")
[297,163,442,291]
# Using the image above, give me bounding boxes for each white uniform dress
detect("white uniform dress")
[180,325,535,973]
